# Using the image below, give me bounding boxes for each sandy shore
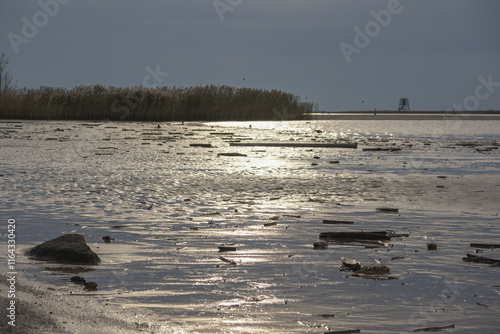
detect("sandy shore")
[0,274,179,334]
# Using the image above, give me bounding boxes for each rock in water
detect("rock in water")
[313,240,328,250]
[25,234,100,265]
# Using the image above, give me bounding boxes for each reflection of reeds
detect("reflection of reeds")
[0,85,313,121]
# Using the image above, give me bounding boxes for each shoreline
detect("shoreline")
[311,114,500,120]
[0,273,180,334]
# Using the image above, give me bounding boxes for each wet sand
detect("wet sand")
[0,274,180,334]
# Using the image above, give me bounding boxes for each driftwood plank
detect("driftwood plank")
[325,330,361,334]
[319,231,390,241]
[363,147,402,152]
[412,324,455,332]
[470,243,500,249]
[190,143,212,148]
[323,220,354,224]
[230,142,357,149]
[463,254,500,265]
[217,153,248,157]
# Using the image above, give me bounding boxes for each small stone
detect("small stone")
[313,240,328,250]
[83,282,98,291]
[427,243,437,251]
[102,236,115,243]
[70,276,86,284]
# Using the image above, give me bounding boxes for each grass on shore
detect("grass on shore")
[0,85,313,121]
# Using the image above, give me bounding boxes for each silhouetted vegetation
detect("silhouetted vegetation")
[0,85,313,121]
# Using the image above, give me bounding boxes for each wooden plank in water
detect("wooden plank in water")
[230,142,357,149]
[325,330,361,334]
[362,148,402,152]
[376,207,399,213]
[323,220,354,225]
[412,324,455,332]
[218,246,237,252]
[463,254,500,265]
[217,153,248,157]
[470,243,500,249]
[319,231,390,241]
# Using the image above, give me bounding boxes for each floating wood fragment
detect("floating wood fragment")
[376,207,399,213]
[463,254,500,265]
[283,214,301,218]
[320,231,391,241]
[362,147,402,151]
[470,243,500,249]
[412,324,454,332]
[211,132,235,135]
[230,142,357,149]
[323,219,354,225]
[219,256,237,265]
[263,222,277,227]
[314,313,335,318]
[217,153,248,157]
[190,143,212,148]
[325,329,361,334]
[218,246,237,252]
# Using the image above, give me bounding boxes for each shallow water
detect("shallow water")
[1,119,499,333]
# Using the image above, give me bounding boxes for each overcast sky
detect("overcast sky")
[1,0,499,111]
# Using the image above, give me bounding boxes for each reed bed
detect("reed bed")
[0,85,312,121]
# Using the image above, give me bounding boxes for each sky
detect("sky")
[1,0,499,111]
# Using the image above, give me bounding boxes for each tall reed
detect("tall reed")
[0,85,313,121]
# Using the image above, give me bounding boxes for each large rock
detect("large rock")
[25,234,100,265]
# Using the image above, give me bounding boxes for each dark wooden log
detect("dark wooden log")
[463,254,500,265]
[362,148,402,152]
[218,246,237,252]
[376,207,399,213]
[217,153,248,157]
[325,330,361,334]
[412,324,455,332]
[190,143,212,148]
[319,231,390,241]
[470,243,500,249]
[323,220,354,224]
[230,142,357,149]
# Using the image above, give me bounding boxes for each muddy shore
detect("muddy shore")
[0,274,182,334]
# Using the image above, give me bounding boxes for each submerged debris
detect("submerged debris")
[470,243,500,249]
[320,231,391,241]
[218,245,237,252]
[376,207,399,213]
[219,256,237,265]
[322,219,354,225]
[412,324,454,332]
[340,258,393,279]
[217,152,248,157]
[102,236,116,243]
[70,276,86,284]
[313,240,328,250]
[83,282,98,291]
[463,254,500,265]
[340,257,361,271]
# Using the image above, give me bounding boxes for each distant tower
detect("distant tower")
[398,98,410,112]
